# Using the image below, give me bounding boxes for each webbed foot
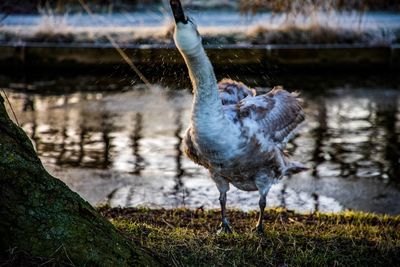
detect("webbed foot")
[252,224,265,235]
[217,222,233,235]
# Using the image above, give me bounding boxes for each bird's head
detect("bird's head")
[170,0,202,55]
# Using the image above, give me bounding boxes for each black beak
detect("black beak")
[170,0,188,24]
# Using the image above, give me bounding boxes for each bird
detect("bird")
[170,0,307,234]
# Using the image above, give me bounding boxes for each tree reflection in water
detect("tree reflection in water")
[130,113,145,175]
[2,75,400,214]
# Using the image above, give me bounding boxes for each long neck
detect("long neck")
[177,36,242,161]
[181,46,225,128]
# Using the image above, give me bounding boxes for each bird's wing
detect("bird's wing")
[237,86,305,149]
[218,79,256,105]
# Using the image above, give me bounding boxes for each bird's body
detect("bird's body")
[183,81,306,191]
[170,0,307,233]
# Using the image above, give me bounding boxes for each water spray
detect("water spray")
[1,88,19,126]
[77,0,153,90]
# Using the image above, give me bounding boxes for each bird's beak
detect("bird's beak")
[170,0,188,24]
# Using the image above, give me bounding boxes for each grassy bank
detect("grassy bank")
[1,24,398,46]
[100,207,400,267]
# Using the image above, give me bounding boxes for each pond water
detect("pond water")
[2,73,400,215]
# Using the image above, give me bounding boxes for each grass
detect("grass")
[247,25,395,45]
[99,207,400,267]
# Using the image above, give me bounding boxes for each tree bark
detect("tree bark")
[0,95,161,266]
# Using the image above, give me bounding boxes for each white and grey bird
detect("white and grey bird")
[170,0,307,234]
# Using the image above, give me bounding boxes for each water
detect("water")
[2,73,400,215]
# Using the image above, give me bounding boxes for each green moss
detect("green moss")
[100,207,400,267]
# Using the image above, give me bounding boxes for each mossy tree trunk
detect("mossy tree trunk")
[0,95,161,266]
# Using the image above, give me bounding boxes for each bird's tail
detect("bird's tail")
[279,150,309,177]
[282,161,309,176]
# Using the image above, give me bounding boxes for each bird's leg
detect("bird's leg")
[255,193,267,234]
[217,191,232,234]
[212,174,232,234]
[254,176,273,235]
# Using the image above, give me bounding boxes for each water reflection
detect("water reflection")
[307,89,399,183]
[2,77,400,214]
[172,112,187,204]
[130,113,145,175]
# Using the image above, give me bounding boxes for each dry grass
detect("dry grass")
[248,25,396,45]
[0,22,396,46]
[0,0,400,45]
[1,1,398,46]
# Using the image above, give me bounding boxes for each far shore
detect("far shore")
[0,41,398,71]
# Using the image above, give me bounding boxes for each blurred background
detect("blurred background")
[0,0,399,214]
